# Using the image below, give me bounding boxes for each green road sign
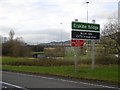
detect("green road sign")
[72,21,100,31]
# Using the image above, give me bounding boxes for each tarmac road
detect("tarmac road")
[2,71,119,89]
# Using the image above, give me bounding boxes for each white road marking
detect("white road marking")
[4,71,119,89]
[0,81,28,90]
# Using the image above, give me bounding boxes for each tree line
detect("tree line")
[2,30,32,57]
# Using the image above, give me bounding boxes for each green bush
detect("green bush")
[44,47,65,57]
[96,53,118,64]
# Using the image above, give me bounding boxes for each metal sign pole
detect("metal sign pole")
[92,20,95,70]
[74,19,78,73]
[74,54,77,72]
[74,47,77,73]
[72,46,76,73]
[92,40,95,70]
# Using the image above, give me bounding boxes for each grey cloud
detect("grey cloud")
[15,28,70,43]
[0,26,17,35]
[1,0,119,44]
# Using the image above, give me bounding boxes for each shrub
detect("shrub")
[44,47,65,57]
[95,53,118,64]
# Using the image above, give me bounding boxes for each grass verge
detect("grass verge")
[2,64,119,84]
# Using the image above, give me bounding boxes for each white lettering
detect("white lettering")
[88,25,98,30]
[73,23,87,29]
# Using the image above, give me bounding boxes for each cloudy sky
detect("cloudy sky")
[0,0,119,44]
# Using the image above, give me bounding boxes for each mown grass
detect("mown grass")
[2,64,119,84]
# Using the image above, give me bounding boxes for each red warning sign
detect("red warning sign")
[71,40,84,47]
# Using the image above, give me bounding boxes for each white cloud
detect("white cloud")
[0,0,119,44]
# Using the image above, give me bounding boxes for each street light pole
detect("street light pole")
[118,1,120,30]
[86,2,89,23]
[86,1,89,58]
[60,23,63,46]
[118,1,120,59]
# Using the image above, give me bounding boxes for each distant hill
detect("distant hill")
[39,40,71,46]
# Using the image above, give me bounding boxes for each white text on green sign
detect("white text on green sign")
[72,22,100,31]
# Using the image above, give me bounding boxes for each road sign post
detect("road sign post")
[71,21,100,71]
[92,40,95,70]
[74,47,77,73]
[92,20,96,70]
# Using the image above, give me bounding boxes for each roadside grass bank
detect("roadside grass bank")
[2,65,119,84]
[2,57,74,66]
[2,53,118,66]
[2,56,91,66]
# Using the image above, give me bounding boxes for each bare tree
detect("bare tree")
[9,29,15,41]
[101,18,120,58]
[2,30,32,57]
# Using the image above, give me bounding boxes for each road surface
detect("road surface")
[2,71,119,89]
[1,82,26,90]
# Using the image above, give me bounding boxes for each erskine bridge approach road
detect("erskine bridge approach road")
[2,71,119,89]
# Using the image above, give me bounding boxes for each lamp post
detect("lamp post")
[86,2,89,23]
[86,1,89,58]
[118,1,120,30]
[60,22,63,46]
[118,1,120,59]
